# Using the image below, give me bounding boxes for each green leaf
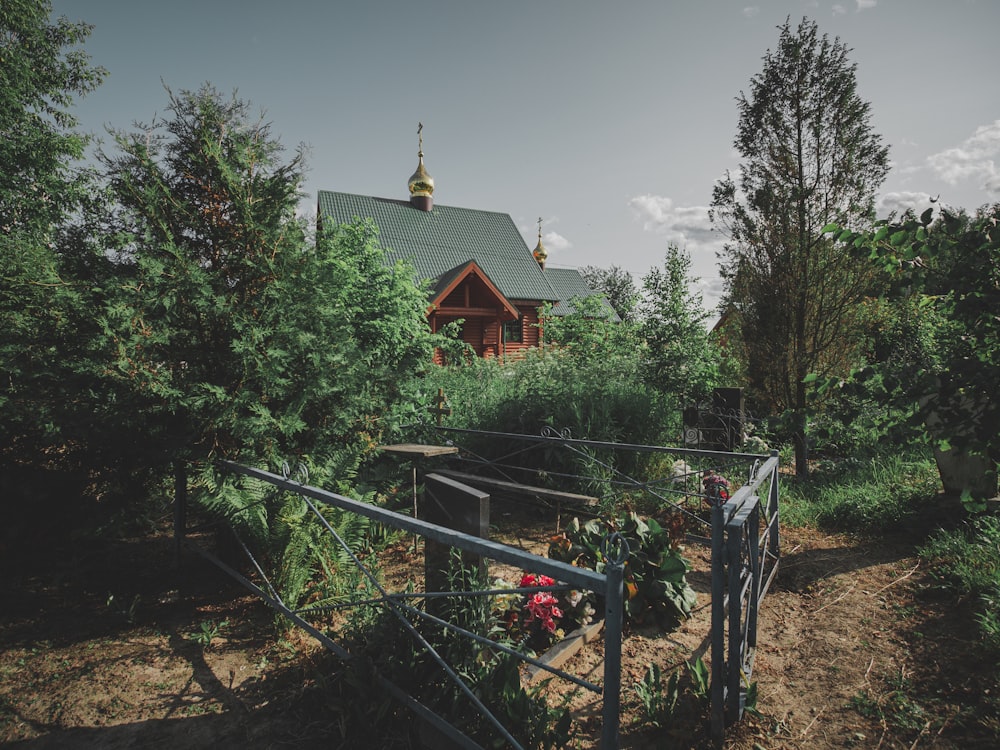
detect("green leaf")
[821,222,840,234]
[960,489,988,515]
[802,373,820,384]
[920,206,934,225]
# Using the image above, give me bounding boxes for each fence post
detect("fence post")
[709,495,727,746]
[601,533,627,750]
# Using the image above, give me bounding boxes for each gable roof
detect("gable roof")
[544,267,621,321]
[429,260,520,320]
[317,190,559,303]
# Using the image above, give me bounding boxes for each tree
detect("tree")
[98,85,436,482]
[0,1,106,477]
[829,205,1000,497]
[579,265,639,323]
[638,245,720,403]
[710,17,889,477]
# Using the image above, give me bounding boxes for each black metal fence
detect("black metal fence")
[174,428,780,747]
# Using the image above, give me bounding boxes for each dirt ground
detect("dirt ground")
[1,504,997,749]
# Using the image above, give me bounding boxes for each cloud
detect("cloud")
[742,6,760,18]
[876,191,941,218]
[856,0,877,10]
[628,194,717,247]
[628,194,727,311]
[543,231,571,252]
[832,5,847,16]
[926,120,1000,196]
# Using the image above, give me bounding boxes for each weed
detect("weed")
[688,656,710,701]
[634,663,680,727]
[189,619,227,649]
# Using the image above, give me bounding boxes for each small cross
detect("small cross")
[431,388,452,426]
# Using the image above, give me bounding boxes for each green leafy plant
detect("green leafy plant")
[688,656,710,701]
[190,619,227,649]
[548,511,697,625]
[634,663,680,727]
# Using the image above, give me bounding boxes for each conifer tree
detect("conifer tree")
[100,85,435,478]
[710,17,889,476]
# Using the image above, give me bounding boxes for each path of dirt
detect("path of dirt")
[1,509,996,749]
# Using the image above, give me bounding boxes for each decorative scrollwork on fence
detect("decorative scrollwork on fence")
[540,425,573,440]
[279,460,309,485]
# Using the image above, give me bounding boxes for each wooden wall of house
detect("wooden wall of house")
[430,303,544,364]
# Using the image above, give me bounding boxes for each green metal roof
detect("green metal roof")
[545,267,621,320]
[317,191,559,302]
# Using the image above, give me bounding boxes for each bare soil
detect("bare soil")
[1,504,997,749]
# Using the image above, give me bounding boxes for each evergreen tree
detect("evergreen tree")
[710,17,889,476]
[99,85,435,480]
[638,245,719,403]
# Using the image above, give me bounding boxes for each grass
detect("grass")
[920,514,1000,656]
[779,451,940,532]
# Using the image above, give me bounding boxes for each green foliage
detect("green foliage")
[189,619,228,649]
[780,452,939,532]
[634,663,680,727]
[549,512,697,625]
[687,656,710,701]
[0,0,105,236]
[335,557,573,748]
[826,205,1000,470]
[710,17,889,478]
[422,344,677,500]
[0,0,110,491]
[638,245,721,403]
[921,515,1000,656]
[579,264,639,323]
[96,84,435,488]
[199,464,376,616]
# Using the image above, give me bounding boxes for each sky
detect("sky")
[50,0,1000,313]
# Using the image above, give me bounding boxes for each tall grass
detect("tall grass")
[780,451,939,532]
[921,515,1000,657]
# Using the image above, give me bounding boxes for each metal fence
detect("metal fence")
[175,428,779,747]
[179,459,627,749]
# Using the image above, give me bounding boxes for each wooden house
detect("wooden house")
[317,131,615,362]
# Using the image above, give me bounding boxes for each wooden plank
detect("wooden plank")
[436,469,598,507]
[377,444,459,458]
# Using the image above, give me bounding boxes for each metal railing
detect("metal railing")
[182,459,628,749]
[176,428,780,747]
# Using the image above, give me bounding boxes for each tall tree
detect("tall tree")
[638,245,720,402]
[710,17,889,476]
[99,85,435,480]
[579,264,639,323]
[0,1,106,469]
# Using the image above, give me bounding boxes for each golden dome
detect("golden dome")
[532,237,548,264]
[408,153,434,197]
[408,122,434,197]
[532,217,548,267]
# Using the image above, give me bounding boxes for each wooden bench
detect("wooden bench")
[434,469,599,530]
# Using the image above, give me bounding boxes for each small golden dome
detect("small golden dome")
[532,217,548,267]
[408,153,434,197]
[408,122,434,197]
[532,237,548,264]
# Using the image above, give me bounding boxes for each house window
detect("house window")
[503,316,523,343]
